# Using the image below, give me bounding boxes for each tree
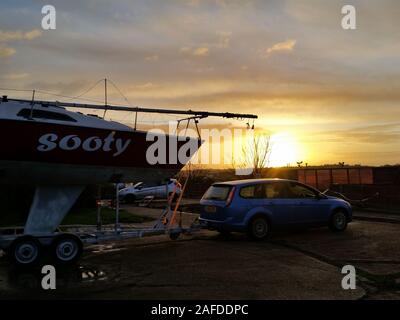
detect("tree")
[233,133,272,178]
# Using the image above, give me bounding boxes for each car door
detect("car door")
[286,182,329,224]
[238,183,265,214]
[262,182,297,225]
[157,182,170,198]
[240,182,295,226]
[145,183,158,198]
[134,183,149,199]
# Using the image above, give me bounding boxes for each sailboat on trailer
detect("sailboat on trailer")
[0,87,257,234]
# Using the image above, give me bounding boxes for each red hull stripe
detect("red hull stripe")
[0,119,197,169]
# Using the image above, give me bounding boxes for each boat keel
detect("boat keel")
[24,185,85,234]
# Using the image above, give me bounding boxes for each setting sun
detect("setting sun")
[269,132,303,167]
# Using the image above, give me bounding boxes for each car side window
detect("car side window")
[287,183,317,199]
[239,184,264,199]
[264,182,289,199]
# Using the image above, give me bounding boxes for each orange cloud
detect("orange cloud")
[0,45,16,57]
[0,29,42,58]
[1,72,29,80]
[266,39,296,54]
[0,29,42,41]
[180,46,209,57]
[194,47,209,56]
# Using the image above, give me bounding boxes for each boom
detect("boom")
[4,97,258,120]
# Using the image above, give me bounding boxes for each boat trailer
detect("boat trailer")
[0,177,201,267]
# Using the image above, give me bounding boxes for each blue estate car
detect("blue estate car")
[199,179,352,239]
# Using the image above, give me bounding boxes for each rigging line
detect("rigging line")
[0,85,105,118]
[107,79,133,107]
[108,79,191,125]
[0,85,105,104]
[34,90,107,104]
[0,87,33,92]
[107,78,139,127]
[65,78,104,100]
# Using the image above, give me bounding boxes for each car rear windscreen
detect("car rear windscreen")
[202,185,232,201]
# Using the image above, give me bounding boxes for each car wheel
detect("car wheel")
[329,210,348,232]
[248,216,270,240]
[124,194,136,204]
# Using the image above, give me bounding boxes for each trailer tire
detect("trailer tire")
[169,231,181,240]
[51,234,83,265]
[124,194,136,204]
[9,236,42,267]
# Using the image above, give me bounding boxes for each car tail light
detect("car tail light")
[225,187,236,207]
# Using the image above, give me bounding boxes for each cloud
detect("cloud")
[1,72,29,80]
[216,31,231,48]
[317,123,400,144]
[0,45,16,57]
[0,29,42,59]
[193,47,209,56]
[145,54,159,61]
[130,82,158,90]
[266,39,296,54]
[180,47,191,54]
[180,46,209,57]
[0,29,42,42]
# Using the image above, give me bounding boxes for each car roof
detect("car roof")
[213,178,297,186]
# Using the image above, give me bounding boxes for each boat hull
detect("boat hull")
[0,160,180,184]
[0,119,199,184]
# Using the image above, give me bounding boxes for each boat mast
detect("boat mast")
[29,89,36,119]
[103,78,108,119]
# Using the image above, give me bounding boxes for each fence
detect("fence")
[297,167,374,190]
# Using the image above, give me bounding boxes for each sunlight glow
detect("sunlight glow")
[269,132,302,167]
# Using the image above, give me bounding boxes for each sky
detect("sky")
[0,0,399,167]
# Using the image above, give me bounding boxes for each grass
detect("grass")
[62,207,154,225]
[0,207,154,228]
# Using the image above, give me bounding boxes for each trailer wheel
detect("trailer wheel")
[51,234,83,265]
[9,236,42,267]
[124,194,136,204]
[169,231,181,240]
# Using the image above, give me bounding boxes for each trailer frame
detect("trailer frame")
[0,180,202,266]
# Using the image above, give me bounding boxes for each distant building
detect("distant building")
[295,166,400,208]
[297,166,400,190]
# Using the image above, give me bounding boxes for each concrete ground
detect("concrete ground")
[0,207,400,300]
